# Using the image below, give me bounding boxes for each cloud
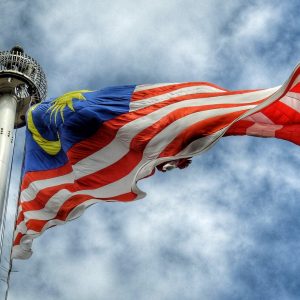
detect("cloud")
[2,0,300,299]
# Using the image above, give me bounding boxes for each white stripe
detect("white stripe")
[15,220,27,234]
[20,172,75,202]
[244,111,282,137]
[246,123,283,137]
[280,93,300,113]
[134,83,179,92]
[14,198,107,259]
[243,112,274,124]
[130,87,278,112]
[130,85,228,111]
[143,105,255,157]
[134,133,222,182]
[12,245,32,260]
[291,76,300,89]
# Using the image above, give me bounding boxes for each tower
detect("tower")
[0,46,47,235]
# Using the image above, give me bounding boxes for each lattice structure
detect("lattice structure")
[0,47,47,127]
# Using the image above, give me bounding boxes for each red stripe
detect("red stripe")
[15,192,137,238]
[290,82,300,93]
[275,69,300,100]
[131,82,230,101]
[225,120,254,136]
[159,109,249,157]
[17,210,25,225]
[67,122,118,166]
[226,121,300,146]
[20,183,75,214]
[226,86,300,140]
[14,232,23,246]
[224,70,300,140]
[261,100,300,125]
[15,192,137,245]
[21,163,73,191]
[19,152,143,218]
[275,124,300,145]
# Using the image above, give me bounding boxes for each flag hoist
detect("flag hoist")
[0,46,47,255]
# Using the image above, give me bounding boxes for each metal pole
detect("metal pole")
[0,94,17,231]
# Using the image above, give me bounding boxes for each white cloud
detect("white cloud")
[2,0,300,299]
[234,5,281,41]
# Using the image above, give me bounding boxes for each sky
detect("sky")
[1,0,300,299]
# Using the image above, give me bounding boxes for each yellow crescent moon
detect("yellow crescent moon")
[27,104,61,156]
[27,90,91,156]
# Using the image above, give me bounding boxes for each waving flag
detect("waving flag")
[13,64,300,259]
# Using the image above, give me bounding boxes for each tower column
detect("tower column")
[0,45,47,299]
[0,93,17,225]
[0,46,47,255]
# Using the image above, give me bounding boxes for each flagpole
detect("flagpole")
[0,46,47,298]
[3,129,17,300]
[4,130,24,300]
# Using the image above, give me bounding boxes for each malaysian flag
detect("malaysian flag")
[13,64,300,259]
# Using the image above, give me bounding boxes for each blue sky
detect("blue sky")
[1,0,300,299]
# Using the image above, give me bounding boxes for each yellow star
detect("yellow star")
[48,90,90,123]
